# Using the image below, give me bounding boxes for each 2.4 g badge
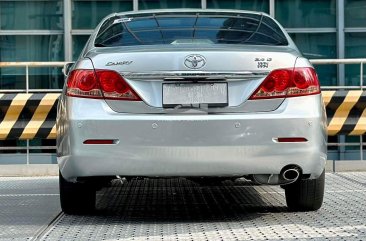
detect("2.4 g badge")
[255,57,272,69]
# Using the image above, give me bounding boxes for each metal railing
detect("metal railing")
[310,58,366,89]
[0,62,68,93]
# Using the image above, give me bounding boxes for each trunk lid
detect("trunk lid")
[86,45,299,114]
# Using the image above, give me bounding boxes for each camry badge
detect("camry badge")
[106,61,133,66]
[184,54,206,69]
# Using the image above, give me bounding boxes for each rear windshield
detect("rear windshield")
[95,12,288,47]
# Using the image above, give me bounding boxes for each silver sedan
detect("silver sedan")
[57,9,327,214]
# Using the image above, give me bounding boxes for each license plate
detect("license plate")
[162,82,228,107]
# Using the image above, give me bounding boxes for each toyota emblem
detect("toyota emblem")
[184,54,206,69]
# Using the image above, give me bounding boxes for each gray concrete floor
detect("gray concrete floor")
[1,173,366,240]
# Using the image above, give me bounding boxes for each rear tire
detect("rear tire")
[59,171,96,215]
[284,169,325,211]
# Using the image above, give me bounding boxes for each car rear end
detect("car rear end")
[57,10,327,213]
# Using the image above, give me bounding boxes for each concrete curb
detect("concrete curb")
[0,164,59,176]
[325,160,366,172]
[0,161,365,176]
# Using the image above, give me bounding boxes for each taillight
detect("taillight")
[66,69,141,101]
[67,70,103,98]
[249,67,320,100]
[95,70,141,100]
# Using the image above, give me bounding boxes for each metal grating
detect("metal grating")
[1,174,366,240]
[38,173,366,241]
[0,177,60,240]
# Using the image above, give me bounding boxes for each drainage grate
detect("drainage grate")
[38,174,366,241]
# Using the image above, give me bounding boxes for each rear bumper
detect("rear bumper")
[57,95,327,181]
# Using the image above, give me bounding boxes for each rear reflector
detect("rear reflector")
[83,139,116,144]
[276,137,308,143]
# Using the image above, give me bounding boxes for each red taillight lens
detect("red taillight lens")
[66,70,102,98]
[249,67,320,100]
[96,70,141,100]
[66,69,141,101]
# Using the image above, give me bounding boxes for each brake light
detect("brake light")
[96,70,141,100]
[249,67,320,99]
[67,70,103,98]
[66,69,141,100]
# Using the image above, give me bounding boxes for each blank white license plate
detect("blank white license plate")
[163,82,228,106]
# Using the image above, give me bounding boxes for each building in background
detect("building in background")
[0,0,365,163]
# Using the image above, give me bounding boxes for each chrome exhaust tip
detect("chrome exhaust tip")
[282,167,300,181]
[251,166,302,185]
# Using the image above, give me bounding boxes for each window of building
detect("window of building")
[72,0,133,29]
[345,0,366,27]
[138,0,201,10]
[207,0,269,13]
[0,0,63,30]
[345,32,366,87]
[72,35,91,60]
[275,0,336,28]
[289,33,337,86]
[0,35,64,90]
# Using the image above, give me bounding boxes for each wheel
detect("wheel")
[284,169,325,211]
[59,171,96,214]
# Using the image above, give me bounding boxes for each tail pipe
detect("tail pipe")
[281,165,301,182]
[251,165,303,185]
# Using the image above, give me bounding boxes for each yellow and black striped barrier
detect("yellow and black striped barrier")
[0,91,365,140]
[0,93,59,140]
[323,90,366,136]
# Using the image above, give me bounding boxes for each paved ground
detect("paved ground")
[1,173,366,240]
[0,177,60,241]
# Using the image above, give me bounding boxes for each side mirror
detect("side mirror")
[63,62,75,77]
